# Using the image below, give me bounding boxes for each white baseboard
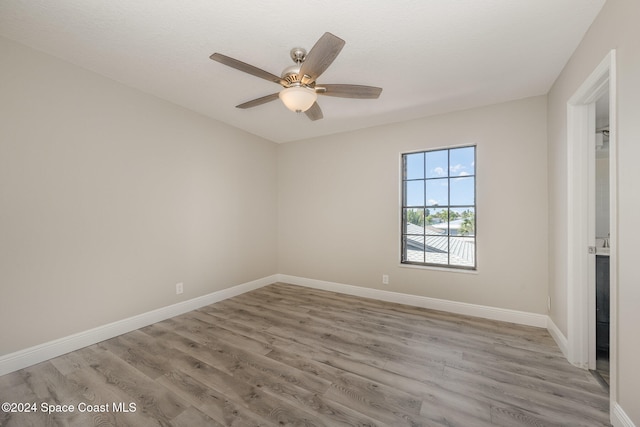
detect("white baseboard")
[277,274,548,328]
[612,403,637,427]
[546,316,569,358]
[0,275,276,377]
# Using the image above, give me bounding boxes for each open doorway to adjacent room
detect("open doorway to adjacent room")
[566,50,617,404]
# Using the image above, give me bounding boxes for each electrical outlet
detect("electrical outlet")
[382,274,389,285]
[176,282,184,295]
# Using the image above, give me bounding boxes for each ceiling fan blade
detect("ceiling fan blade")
[304,102,323,121]
[210,53,286,86]
[317,84,382,99]
[299,32,345,85]
[236,93,280,109]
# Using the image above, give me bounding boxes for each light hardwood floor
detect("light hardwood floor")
[0,283,610,426]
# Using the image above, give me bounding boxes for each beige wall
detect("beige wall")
[0,37,278,356]
[278,96,548,314]
[547,0,640,422]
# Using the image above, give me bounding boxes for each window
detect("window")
[401,146,476,269]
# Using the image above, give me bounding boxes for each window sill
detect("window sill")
[398,263,478,274]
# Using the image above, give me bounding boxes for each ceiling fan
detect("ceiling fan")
[210,32,382,121]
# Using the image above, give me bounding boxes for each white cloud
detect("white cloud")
[433,167,446,176]
[458,171,470,176]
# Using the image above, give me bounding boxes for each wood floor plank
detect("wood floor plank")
[97,335,170,381]
[239,291,470,367]
[0,283,611,426]
[445,355,609,413]
[443,365,610,426]
[458,346,603,393]
[83,345,191,424]
[173,313,274,356]
[0,382,51,427]
[152,321,334,397]
[226,353,386,427]
[19,361,100,426]
[419,385,494,426]
[156,367,275,426]
[159,345,326,426]
[170,406,226,427]
[65,369,156,427]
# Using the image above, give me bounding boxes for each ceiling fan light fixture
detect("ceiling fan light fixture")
[279,86,317,112]
[211,32,380,120]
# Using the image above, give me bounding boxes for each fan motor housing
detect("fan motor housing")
[281,47,310,86]
[281,65,302,85]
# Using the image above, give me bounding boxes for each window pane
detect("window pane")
[425,207,448,232]
[404,208,425,230]
[425,236,448,265]
[450,177,474,205]
[450,207,475,236]
[405,180,424,206]
[449,237,475,267]
[426,150,448,178]
[449,146,475,176]
[425,179,448,206]
[403,235,425,263]
[404,153,424,180]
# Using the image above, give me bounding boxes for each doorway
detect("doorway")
[566,50,617,405]
[594,89,610,386]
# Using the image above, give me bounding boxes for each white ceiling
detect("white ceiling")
[0,0,606,143]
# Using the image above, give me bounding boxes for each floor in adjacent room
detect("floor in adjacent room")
[593,350,610,390]
[0,283,610,426]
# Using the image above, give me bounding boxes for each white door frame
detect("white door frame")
[566,50,617,403]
